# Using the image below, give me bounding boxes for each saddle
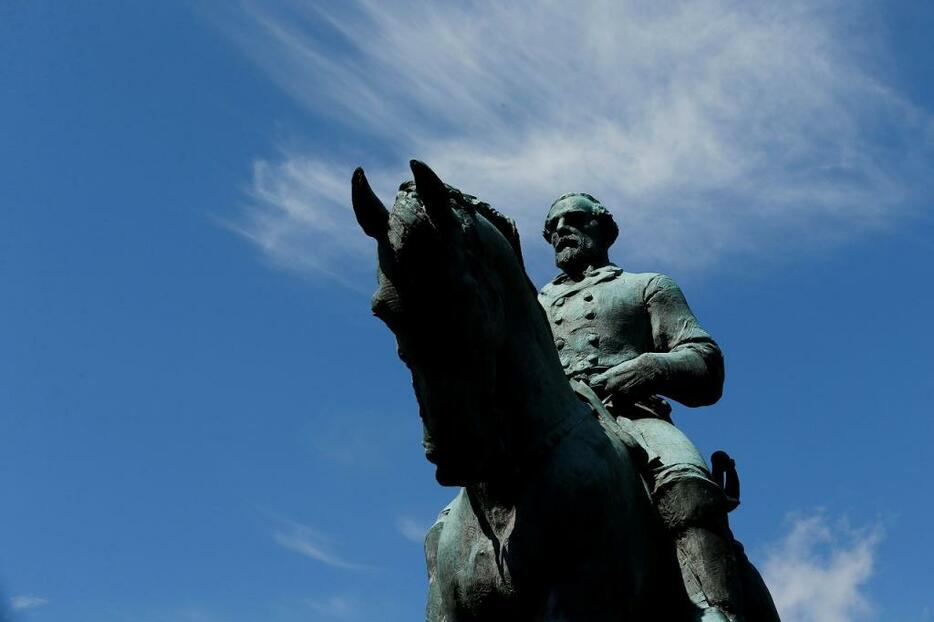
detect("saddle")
[569,379,740,510]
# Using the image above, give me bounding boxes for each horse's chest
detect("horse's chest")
[438,511,524,618]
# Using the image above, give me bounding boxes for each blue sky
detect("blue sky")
[1,1,932,621]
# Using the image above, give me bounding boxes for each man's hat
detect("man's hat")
[543,193,619,245]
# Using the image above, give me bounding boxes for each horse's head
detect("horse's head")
[352,161,529,485]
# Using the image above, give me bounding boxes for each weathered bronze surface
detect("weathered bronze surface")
[351,161,779,621]
[540,192,778,621]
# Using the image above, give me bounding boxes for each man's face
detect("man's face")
[547,199,607,274]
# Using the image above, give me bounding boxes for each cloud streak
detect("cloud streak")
[10,595,48,611]
[395,516,427,544]
[763,513,882,622]
[274,519,373,571]
[220,0,932,282]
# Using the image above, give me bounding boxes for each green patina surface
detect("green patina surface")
[351,162,779,621]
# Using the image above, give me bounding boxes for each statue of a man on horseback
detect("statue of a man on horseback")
[539,192,775,621]
[350,160,779,621]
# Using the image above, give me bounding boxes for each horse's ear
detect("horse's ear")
[410,160,451,225]
[352,167,389,240]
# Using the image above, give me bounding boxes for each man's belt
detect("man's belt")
[569,369,673,421]
[611,394,673,422]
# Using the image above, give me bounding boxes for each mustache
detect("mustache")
[555,236,581,251]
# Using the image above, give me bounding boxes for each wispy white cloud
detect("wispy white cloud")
[224,156,376,289]
[10,594,48,611]
[395,516,427,544]
[219,0,932,282]
[763,513,882,622]
[274,519,374,571]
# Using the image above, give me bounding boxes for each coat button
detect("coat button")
[561,358,570,368]
[585,310,596,320]
[554,316,563,325]
[583,293,593,301]
[587,334,599,346]
[555,338,565,350]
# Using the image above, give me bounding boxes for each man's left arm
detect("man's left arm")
[593,274,724,407]
[643,274,724,406]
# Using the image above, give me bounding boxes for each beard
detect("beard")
[556,246,584,272]
[555,236,600,274]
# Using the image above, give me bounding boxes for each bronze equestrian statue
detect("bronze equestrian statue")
[351,160,779,621]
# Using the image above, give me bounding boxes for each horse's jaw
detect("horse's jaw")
[419,407,508,487]
[424,435,504,487]
[433,462,479,487]
[427,450,491,487]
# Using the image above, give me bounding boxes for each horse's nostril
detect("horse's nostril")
[397,348,411,366]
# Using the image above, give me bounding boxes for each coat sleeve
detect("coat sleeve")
[643,274,724,407]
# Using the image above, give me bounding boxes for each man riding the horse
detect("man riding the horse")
[538,193,746,622]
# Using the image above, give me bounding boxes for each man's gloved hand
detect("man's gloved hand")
[590,354,664,402]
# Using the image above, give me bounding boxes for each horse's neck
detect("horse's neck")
[491,279,589,481]
[465,234,588,509]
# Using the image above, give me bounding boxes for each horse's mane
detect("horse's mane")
[398,180,527,272]
[397,176,549,365]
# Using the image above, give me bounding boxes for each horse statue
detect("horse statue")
[351,160,777,621]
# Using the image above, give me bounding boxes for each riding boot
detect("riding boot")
[656,478,746,622]
[675,525,745,621]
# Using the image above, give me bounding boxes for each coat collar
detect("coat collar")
[540,264,623,305]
